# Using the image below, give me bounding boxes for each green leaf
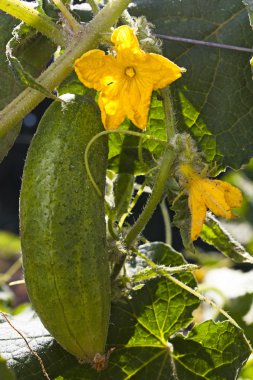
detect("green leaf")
[1,243,249,379]
[0,243,198,380]
[59,243,201,380]
[7,22,58,99]
[0,11,21,162]
[171,320,250,379]
[0,13,56,162]
[0,357,16,380]
[131,0,253,171]
[57,72,88,96]
[0,311,78,380]
[201,213,253,264]
[108,93,167,175]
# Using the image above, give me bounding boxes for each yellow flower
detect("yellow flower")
[180,163,243,241]
[74,25,184,130]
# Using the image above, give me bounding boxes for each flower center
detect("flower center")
[125,67,136,78]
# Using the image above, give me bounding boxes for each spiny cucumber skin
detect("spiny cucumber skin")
[20,96,110,360]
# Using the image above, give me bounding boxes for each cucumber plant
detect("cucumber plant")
[0,0,253,379]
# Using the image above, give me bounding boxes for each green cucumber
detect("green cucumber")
[20,95,110,362]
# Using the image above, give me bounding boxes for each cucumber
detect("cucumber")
[20,95,110,362]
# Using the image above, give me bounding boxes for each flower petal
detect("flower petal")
[124,78,153,130]
[212,180,242,209]
[74,49,122,91]
[137,53,185,90]
[98,83,126,130]
[188,185,207,240]
[202,179,232,219]
[111,25,140,52]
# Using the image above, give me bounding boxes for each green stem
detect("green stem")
[160,198,172,245]
[124,88,177,247]
[52,0,81,33]
[84,129,167,197]
[124,148,174,247]
[0,0,132,138]
[167,274,241,329]
[0,258,22,285]
[108,218,119,240]
[118,179,148,229]
[160,87,177,140]
[87,0,100,14]
[0,0,65,46]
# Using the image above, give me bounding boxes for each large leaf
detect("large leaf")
[1,243,198,379]
[1,243,250,379]
[130,0,253,171]
[171,320,250,379]
[0,11,22,163]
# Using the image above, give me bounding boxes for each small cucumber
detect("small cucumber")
[20,95,110,362]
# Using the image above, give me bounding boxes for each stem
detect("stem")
[167,274,241,329]
[0,0,65,46]
[160,198,172,245]
[84,129,167,197]
[124,90,176,247]
[52,0,81,33]
[110,252,127,281]
[160,87,177,140]
[87,0,100,14]
[118,179,148,229]
[108,218,119,240]
[0,258,22,285]
[0,0,132,138]
[124,147,174,247]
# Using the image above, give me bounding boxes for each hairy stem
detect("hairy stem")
[160,87,177,140]
[0,0,65,46]
[87,0,100,14]
[52,0,81,33]
[124,148,174,247]
[0,0,132,138]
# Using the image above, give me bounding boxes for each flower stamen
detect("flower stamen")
[125,67,136,78]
